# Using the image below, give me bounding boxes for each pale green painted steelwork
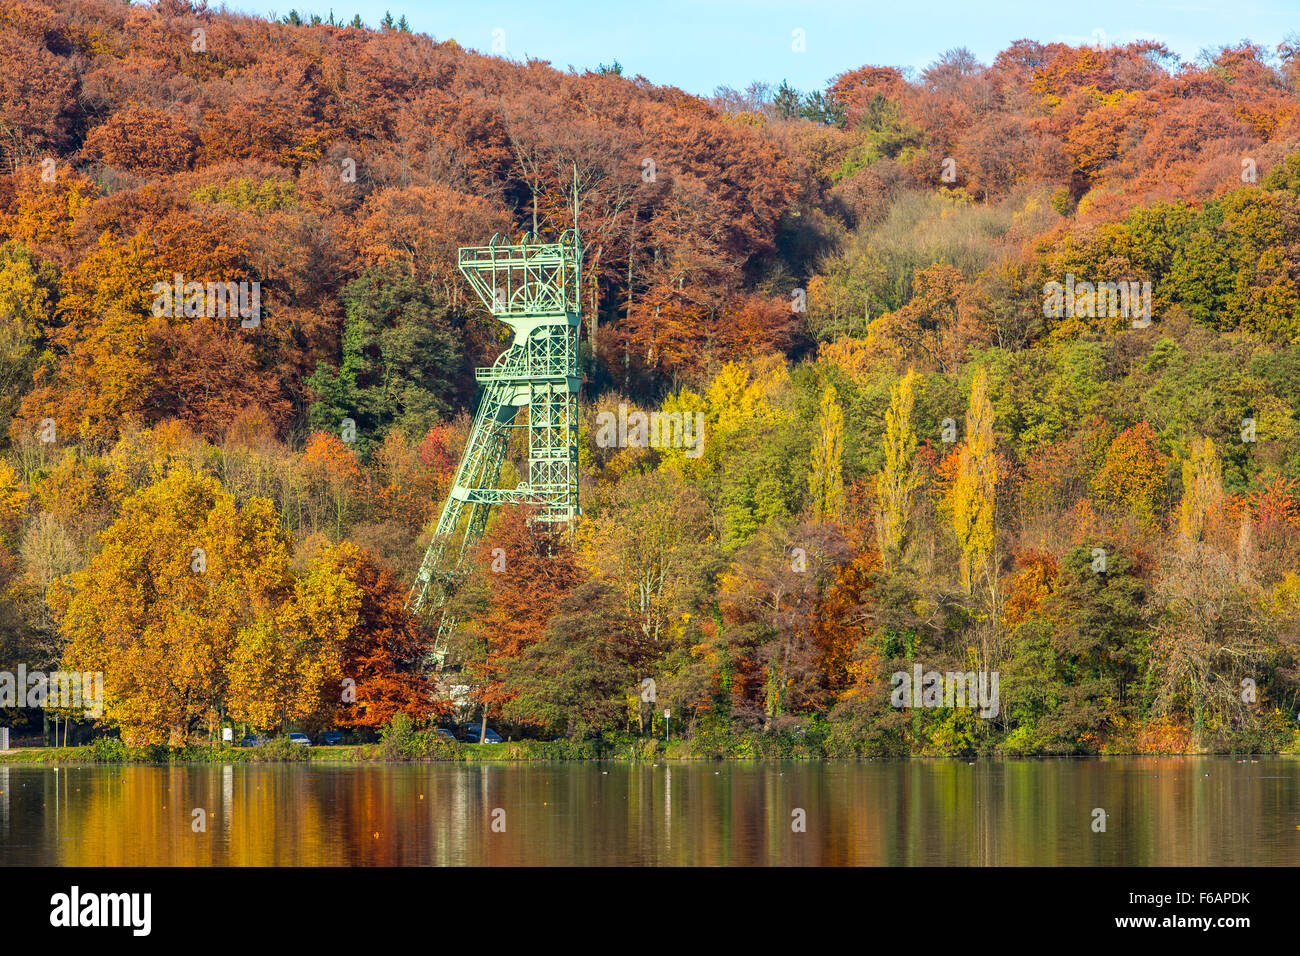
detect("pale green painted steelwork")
[410,228,583,668]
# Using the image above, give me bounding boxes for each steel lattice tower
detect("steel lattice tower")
[410,227,582,668]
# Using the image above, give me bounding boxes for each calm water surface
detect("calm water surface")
[2,757,1298,865]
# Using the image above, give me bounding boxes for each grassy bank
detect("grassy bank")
[0,739,701,764]
[5,726,1300,764]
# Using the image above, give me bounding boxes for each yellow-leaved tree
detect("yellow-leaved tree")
[704,357,792,453]
[224,542,362,730]
[1179,435,1224,545]
[575,469,711,644]
[950,366,997,595]
[808,384,845,521]
[25,233,165,442]
[876,369,921,571]
[0,241,55,438]
[0,457,27,540]
[55,467,360,744]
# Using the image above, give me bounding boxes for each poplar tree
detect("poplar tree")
[951,366,996,595]
[809,384,845,521]
[1179,435,1223,544]
[876,369,921,571]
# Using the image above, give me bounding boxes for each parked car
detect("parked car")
[434,728,458,742]
[318,730,343,745]
[464,725,503,744]
[240,734,267,747]
[287,732,312,746]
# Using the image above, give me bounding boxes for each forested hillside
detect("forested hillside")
[3,0,1300,755]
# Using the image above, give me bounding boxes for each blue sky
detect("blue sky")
[238,0,1299,95]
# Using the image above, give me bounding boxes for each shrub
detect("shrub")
[250,735,309,762]
[86,735,131,762]
[379,713,417,759]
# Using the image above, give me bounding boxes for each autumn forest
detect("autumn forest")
[2,0,1300,757]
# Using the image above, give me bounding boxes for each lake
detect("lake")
[2,757,1298,865]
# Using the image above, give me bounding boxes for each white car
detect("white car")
[287,733,312,747]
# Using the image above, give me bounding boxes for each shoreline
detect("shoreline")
[2,744,1297,765]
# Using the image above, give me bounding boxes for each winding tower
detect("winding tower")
[410,227,583,667]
